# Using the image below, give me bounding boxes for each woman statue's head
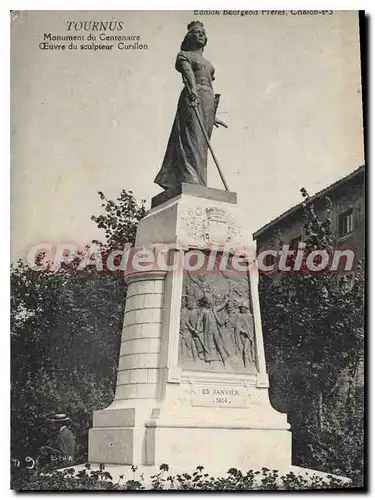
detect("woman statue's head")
[181,20,207,51]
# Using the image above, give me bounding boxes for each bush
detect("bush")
[259,192,364,483]
[12,463,357,491]
[11,189,145,463]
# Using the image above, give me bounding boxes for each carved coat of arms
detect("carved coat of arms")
[179,206,242,249]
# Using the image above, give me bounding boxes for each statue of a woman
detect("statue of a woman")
[154,21,220,190]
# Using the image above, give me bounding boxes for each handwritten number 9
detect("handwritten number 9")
[25,456,35,469]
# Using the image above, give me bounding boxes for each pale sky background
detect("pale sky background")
[10,10,364,260]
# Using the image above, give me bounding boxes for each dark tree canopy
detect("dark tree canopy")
[11,190,146,462]
[259,190,364,481]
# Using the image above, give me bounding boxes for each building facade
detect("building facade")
[253,165,365,286]
[253,165,365,391]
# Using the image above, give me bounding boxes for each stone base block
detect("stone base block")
[89,421,291,473]
[146,426,292,473]
[88,427,146,465]
[88,404,156,465]
[151,182,237,208]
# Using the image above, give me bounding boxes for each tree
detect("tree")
[11,189,146,463]
[91,189,146,251]
[259,190,364,482]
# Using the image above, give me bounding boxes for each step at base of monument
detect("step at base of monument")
[88,425,291,472]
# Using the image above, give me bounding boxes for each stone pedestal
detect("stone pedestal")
[88,184,291,473]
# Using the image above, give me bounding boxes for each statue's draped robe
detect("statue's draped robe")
[196,306,230,364]
[154,50,215,190]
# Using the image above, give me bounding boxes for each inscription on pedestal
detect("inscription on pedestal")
[191,384,250,408]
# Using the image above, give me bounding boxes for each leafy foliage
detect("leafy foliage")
[11,190,146,464]
[12,463,354,491]
[259,190,364,483]
[91,190,146,251]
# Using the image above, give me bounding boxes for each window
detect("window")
[338,209,354,237]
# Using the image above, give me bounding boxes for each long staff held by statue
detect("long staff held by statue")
[182,76,230,192]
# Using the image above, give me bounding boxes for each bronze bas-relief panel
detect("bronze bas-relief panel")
[178,251,257,374]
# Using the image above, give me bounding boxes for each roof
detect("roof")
[253,165,365,239]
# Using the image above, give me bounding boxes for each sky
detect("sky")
[10,10,364,260]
